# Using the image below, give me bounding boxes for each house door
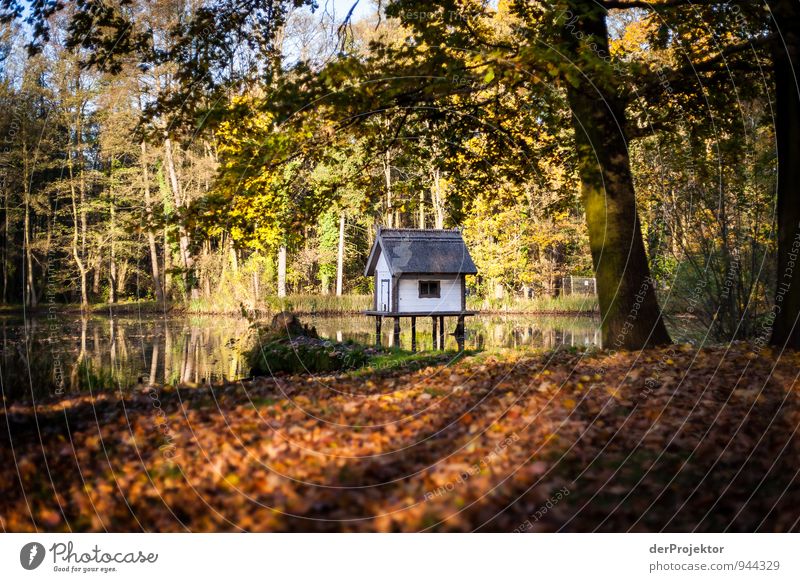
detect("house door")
[380,279,390,311]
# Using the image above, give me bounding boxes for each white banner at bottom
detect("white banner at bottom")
[1,533,797,581]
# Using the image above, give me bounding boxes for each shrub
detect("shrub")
[246,312,370,375]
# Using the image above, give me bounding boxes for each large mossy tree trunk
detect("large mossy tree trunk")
[769,0,800,349]
[562,1,671,349]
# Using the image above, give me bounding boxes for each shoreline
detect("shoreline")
[0,304,601,318]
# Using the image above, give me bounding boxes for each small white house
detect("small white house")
[364,228,478,350]
[365,228,477,314]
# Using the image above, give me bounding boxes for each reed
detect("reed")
[466,294,598,313]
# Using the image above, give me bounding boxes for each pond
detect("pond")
[0,312,600,400]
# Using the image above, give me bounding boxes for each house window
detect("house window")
[419,280,441,298]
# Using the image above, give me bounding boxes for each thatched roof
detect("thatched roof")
[364,228,478,277]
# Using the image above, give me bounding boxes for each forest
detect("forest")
[0,0,596,314]
[0,0,795,349]
[1,0,800,535]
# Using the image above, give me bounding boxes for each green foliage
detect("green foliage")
[247,332,370,375]
[248,341,370,375]
[317,210,339,292]
[354,348,474,377]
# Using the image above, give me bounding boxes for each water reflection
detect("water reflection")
[0,316,254,400]
[309,313,601,352]
[0,313,599,399]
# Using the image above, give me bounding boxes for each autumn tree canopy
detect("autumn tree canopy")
[0,0,797,347]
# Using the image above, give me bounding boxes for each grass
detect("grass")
[351,347,477,377]
[188,293,374,315]
[241,293,598,315]
[0,299,171,315]
[0,294,375,317]
[467,293,598,313]
[88,300,168,314]
[264,294,374,314]
[1,292,598,317]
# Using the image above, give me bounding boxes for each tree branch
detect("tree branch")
[602,0,715,9]
[636,34,773,94]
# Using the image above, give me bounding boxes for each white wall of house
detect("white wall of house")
[376,252,391,311]
[398,276,461,312]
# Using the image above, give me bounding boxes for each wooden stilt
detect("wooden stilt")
[393,317,401,348]
[432,316,438,350]
[439,316,445,350]
[375,316,382,347]
[456,315,465,352]
[411,316,417,352]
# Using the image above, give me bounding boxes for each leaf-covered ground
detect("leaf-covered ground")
[2,344,799,532]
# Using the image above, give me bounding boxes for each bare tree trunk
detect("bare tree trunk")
[23,185,36,308]
[117,260,129,295]
[336,212,345,296]
[277,245,287,298]
[218,235,234,293]
[2,182,8,304]
[78,112,89,307]
[432,167,445,229]
[203,245,212,298]
[141,141,164,304]
[164,137,197,300]
[92,255,101,295]
[108,164,117,304]
[418,189,425,229]
[65,141,88,308]
[230,242,238,273]
[383,152,393,228]
[20,141,37,307]
[163,226,172,297]
[200,240,211,298]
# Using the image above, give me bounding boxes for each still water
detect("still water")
[0,313,600,399]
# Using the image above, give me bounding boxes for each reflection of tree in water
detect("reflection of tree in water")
[0,314,600,401]
[311,314,600,351]
[0,316,254,400]
[471,317,601,351]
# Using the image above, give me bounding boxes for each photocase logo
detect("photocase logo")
[20,542,46,570]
